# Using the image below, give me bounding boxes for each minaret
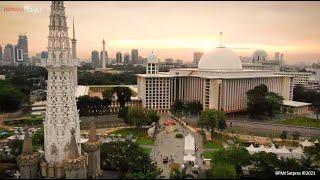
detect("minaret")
[45,0,81,167]
[64,129,87,179]
[18,128,40,179]
[146,51,158,74]
[102,39,106,69]
[71,17,78,86]
[83,120,102,178]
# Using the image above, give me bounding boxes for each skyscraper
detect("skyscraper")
[131,49,138,64]
[124,53,130,64]
[0,45,2,62]
[91,50,100,68]
[101,39,106,69]
[116,51,122,65]
[3,44,14,65]
[274,52,280,61]
[193,52,203,64]
[16,34,29,64]
[44,0,81,168]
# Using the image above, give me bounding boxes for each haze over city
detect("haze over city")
[1,1,320,64]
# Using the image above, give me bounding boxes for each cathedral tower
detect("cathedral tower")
[44,0,81,165]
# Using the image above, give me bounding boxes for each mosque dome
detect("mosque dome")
[147,52,158,63]
[252,49,268,63]
[198,47,242,70]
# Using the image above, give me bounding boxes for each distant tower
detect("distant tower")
[0,45,3,62]
[124,53,130,65]
[116,51,122,65]
[71,17,78,86]
[18,128,40,179]
[83,120,102,178]
[102,39,106,69]
[64,129,87,179]
[44,0,81,170]
[146,51,158,74]
[16,34,29,64]
[131,49,138,64]
[91,50,100,68]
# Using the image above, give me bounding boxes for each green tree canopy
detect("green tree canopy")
[199,109,226,138]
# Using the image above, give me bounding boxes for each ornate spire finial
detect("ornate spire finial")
[68,129,79,159]
[22,128,33,155]
[88,120,97,143]
[219,32,222,48]
[72,17,75,40]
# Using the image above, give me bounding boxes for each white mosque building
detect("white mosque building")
[137,46,293,113]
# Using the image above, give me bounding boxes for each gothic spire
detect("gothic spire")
[88,120,97,143]
[22,128,33,155]
[68,129,79,159]
[72,17,76,40]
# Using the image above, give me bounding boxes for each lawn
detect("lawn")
[142,147,152,155]
[136,136,155,145]
[278,116,320,128]
[202,150,219,159]
[111,128,147,138]
[203,141,223,149]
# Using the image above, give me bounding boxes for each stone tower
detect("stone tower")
[64,129,87,179]
[18,128,40,179]
[44,0,81,165]
[83,120,102,178]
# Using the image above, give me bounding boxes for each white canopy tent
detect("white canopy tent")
[257,144,267,152]
[300,139,314,148]
[314,139,319,144]
[278,146,291,159]
[246,144,259,155]
[147,126,155,138]
[292,147,305,159]
[184,134,195,155]
[183,153,196,163]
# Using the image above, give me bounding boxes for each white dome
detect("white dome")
[252,49,268,62]
[198,48,242,70]
[147,53,158,63]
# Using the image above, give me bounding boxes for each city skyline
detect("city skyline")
[1,1,320,64]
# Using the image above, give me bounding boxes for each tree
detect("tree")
[170,166,194,179]
[146,110,160,125]
[171,100,186,118]
[280,131,287,141]
[0,81,25,113]
[247,84,283,119]
[312,93,320,120]
[126,107,147,128]
[251,152,280,178]
[32,127,44,146]
[100,141,159,178]
[102,88,114,111]
[113,86,132,109]
[292,131,300,145]
[199,109,226,139]
[205,163,237,179]
[8,139,23,159]
[304,142,320,162]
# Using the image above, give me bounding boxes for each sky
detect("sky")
[0,1,320,64]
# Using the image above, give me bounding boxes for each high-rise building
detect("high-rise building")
[131,49,139,64]
[116,51,122,64]
[100,50,108,67]
[165,58,174,64]
[193,52,203,64]
[0,45,2,62]
[124,53,130,64]
[3,44,14,65]
[43,1,83,178]
[101,39,107,69]
[274,52,280,61]
[91,50,100,68]
[16,34,29,64]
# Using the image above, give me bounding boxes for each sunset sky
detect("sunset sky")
[1,1,320,64]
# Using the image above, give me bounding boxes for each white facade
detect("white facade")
[44,1,81,163]
[274,71,313,87]
[137,48,293,113]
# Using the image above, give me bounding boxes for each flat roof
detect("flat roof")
[283,100,311,107]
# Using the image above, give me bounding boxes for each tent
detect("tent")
[147,126,155,137]
[184,134,195,155]
[300,139,314,148]
[314,139,319,144]
[278,146,291,158]
[292,147,304,159]
[80,138,88,144]
[246,144,258,155]
[257,144,267,152]
[183,153,195,163]
[268,144,280,154]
